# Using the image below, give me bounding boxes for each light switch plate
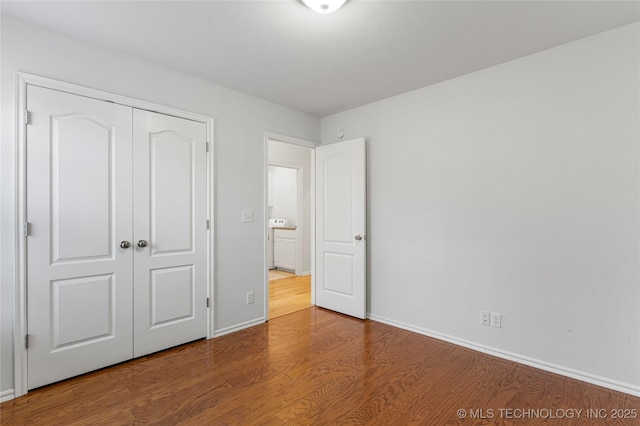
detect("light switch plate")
[242,210,253,223]
[490,312,502,328]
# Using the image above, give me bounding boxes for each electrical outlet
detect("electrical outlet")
[481,311,490,326]
[490,312,502,328]
[246,291,254,305]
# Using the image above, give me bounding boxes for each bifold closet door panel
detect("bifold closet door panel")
[26,85,134,390]
[132,109,208,358]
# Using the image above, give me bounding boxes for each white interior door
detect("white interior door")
[26,85,134,389]
[132,110,208,357]
[315,138,367,319]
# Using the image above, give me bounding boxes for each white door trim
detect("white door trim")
[13,72,215,398]
[263,132,317,320]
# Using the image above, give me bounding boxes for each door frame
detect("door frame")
[263,132,317,320]
[13,72,215,398]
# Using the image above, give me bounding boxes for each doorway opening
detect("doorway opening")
[265,135,315,319]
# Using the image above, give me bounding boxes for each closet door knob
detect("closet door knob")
[137,240,148,248]
[354,234,363,241]
[120,241,131,249]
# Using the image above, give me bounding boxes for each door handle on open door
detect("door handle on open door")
[354,234,363,241]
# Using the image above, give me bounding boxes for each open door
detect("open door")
[315,138,366,319]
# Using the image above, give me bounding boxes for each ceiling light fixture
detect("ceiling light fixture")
[301,0,348,14]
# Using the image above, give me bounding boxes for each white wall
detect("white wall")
[0,15,319,395]
[322,23,640,394]
[269,140,313,274]
[269,166,298,226]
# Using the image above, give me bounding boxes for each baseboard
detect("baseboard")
[367,313,640,398]
[213,317,266,338]
[298,271,311,276]
[1,388,15,402]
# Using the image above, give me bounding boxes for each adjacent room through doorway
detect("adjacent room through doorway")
[267,138,314,319]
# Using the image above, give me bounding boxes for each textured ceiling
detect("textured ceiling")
[2,1,639,117]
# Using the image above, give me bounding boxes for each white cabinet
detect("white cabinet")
[273,228,296,271]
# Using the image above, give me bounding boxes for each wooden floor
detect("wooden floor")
[269,273,312,319]
[268,269,295,281]
[2,307,639,425]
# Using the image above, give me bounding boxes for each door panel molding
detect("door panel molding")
[148,130,195,255]
[50,114,115,263]
[51,274,116,351]
[150,265,195,328]
[13,72,214,398]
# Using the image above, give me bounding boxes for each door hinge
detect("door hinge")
[206,297,210,308]
[24,222,31,237]
[206,219,210,230]
[24,110,30,125]
[206,142,210,152]
[25,334,30,349]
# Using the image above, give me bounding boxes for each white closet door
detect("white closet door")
[26,85,134,389]
[132,110,208,357]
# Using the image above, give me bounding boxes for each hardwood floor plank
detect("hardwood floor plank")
[2,307,638,425]
[268,269,294,281]
[269,275,312,319]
